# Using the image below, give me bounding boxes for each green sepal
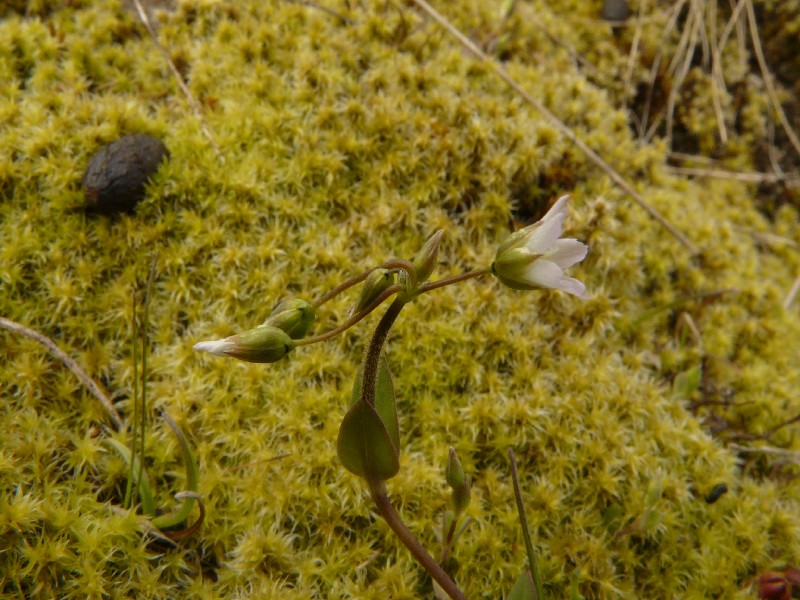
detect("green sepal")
[262,299,315,339]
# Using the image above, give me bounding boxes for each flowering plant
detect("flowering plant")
[195,196,588,599]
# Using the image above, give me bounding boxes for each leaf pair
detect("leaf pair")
[337,353,400,483]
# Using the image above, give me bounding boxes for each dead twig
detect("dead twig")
[407,0,699,255]
[0,316,124,430]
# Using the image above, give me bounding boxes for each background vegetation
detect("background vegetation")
[1,0,799,597]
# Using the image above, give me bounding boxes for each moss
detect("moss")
[1,0,800,597]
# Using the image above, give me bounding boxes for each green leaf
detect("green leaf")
[506,571,536,600]
[672,364,702,399]
[568,567,585,600]
[337,399,400,481]
[150,413,200,530]
[350,352,400,451]
[105,438,156,516]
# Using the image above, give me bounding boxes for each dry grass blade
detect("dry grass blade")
[408,0,699,254]
[665,165,800,186]
[785,274,800,309]
[744,0,800,160]
[0,316,124,430]
[623,0,647,95]
[130,0,224,162]
[664,0,702,150]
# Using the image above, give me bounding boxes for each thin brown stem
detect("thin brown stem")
[370,481,467,600]
[359,297,405,407]
[297,283,405,346]
[313,259,416,308]
[418,267,491,295]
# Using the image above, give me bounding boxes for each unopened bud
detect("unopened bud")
[445,447,470,514]
[262,299,315,339]
[353,269,395,315]
[411,230,443,284]
[194,325,295,363]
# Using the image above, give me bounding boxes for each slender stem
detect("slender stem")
[440,515,459,564]
[313,259,417,308]
[370,481,467,600]
[359,297,406,407]
[417,267,491,295]
[124,299,139,509]
[296,283,405,346]
[509,449,544,600]
[135,256,158,509]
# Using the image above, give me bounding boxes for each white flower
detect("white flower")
[491,195,589,298]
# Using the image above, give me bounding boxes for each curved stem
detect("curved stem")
[359,296,405,407]
[296,283,405,347]
[313,259,417,308]
[417,267,491,295]
[370,481,467,600]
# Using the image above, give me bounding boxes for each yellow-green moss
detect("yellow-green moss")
[1,0,800,598]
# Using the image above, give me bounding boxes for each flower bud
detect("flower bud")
[352,269,395,315]
[194,325,295,363]
[445,447,470,515]
[411,230,444,284]
[262,299,315,339]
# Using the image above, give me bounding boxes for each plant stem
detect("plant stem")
[296,283,404,346]
[124,298,139,510]
[313,259,416,308]
[417,267,491,295]
[359,296,405,407]
[370,481,467,600]
[509,449,544,600]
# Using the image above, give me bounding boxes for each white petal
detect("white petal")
[544,238,588,268]
[542,195,569,223]
[556,276,587,298]
[193,338,235,356]
[522,259,566,289]
[523,260,587,298]
[524,211,566,254]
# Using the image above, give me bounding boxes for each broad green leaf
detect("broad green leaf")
[337,398,399,481]
[350,352,399,451]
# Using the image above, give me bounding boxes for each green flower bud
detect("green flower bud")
[353,269,395,314]
[445,447,470,515]
[411,230,443,284]
[194,325,295,363]
[262,299,315,339]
